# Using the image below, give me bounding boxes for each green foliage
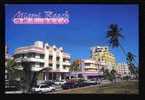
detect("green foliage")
[69,60,81,72]
[106,24,138,79]
[106,24,124,48]
[6,59,21,81]
[6,59,17,71]
[103,69,116,81]
[126,52,138,75]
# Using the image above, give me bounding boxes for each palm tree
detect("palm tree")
[126,52,136,62]
[103,69,110,80]
[126,52,137,75]
[69,60,81,72]
[29,67,51,93]
[5,57,49,93]
[106,24,126,55]
[110,69,117,83]
[21,59,31,93]
[5,58,22,81]
[106,24,126,81]
[20,58,51,93]
[106,24,138,78]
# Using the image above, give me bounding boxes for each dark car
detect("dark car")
[77,80,90,87]
[43,80,55,86]
[61,82,78,89]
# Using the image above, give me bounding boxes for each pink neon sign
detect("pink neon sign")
[12,11,70,24]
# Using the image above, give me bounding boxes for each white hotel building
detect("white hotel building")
[117,63,130,77]
[13,41,71,81]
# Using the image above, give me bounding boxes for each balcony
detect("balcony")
[84,66,96,70]
[56,61,60,64]
[31,66,49,72]
[61,68,69,72]
[49,51,53,55]
[83,59,95,64]
[63,53,70,59]
[49,60,53,64]
[15,66,23,70]
[63,61,71,66]
[15,58,45,63]
[55,68,69,72]
[15,46,44,54]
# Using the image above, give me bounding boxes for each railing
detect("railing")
[84,66,96,69]
[16,45,44,50]
[15,46,44,54]
[15,58,45,63]
[63,61,71,65]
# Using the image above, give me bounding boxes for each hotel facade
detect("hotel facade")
[69,46,116,80]
[13,41,71,81]
[116,63,130,77]
[91,46,116,71]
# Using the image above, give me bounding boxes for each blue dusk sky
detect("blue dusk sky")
[5,4,139,65]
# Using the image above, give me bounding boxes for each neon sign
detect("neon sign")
[12,10,70,24]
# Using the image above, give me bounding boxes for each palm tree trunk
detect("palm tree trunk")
[29,72,37,93]
[119,43,126,56]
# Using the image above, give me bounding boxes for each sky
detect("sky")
[5,4,139,65]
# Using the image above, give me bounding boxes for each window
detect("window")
[31,62,35,67]
[49,55,53,60]
[41,85,48,88]
[98,58,100,61]
[63,58,66,62]
[22,54,25,58]
[54,48,56,51]
[49,64,52,67]
[63,66,66,69]
[28,53,35,58]
[40,63,44,67]
[32,53,35,58]
[85,63,90,66]
[46,46,49,49]
[40,54,44,59]
[56,64,59,69]
[56,57,60,61]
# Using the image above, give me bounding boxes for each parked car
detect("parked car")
[54,80,66,85]
[43,80,55,86]
[32,84,56,93]
[85,79,97,85]
[77,80,90,87]
[61,82,78,89]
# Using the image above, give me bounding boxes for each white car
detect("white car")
[86,79,97,85]
[54,80,66,85]
[32,84,56,93]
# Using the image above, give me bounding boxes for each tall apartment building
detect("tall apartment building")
[117,63,130,77]
[13,41,71,81]
[91,46,116,71]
